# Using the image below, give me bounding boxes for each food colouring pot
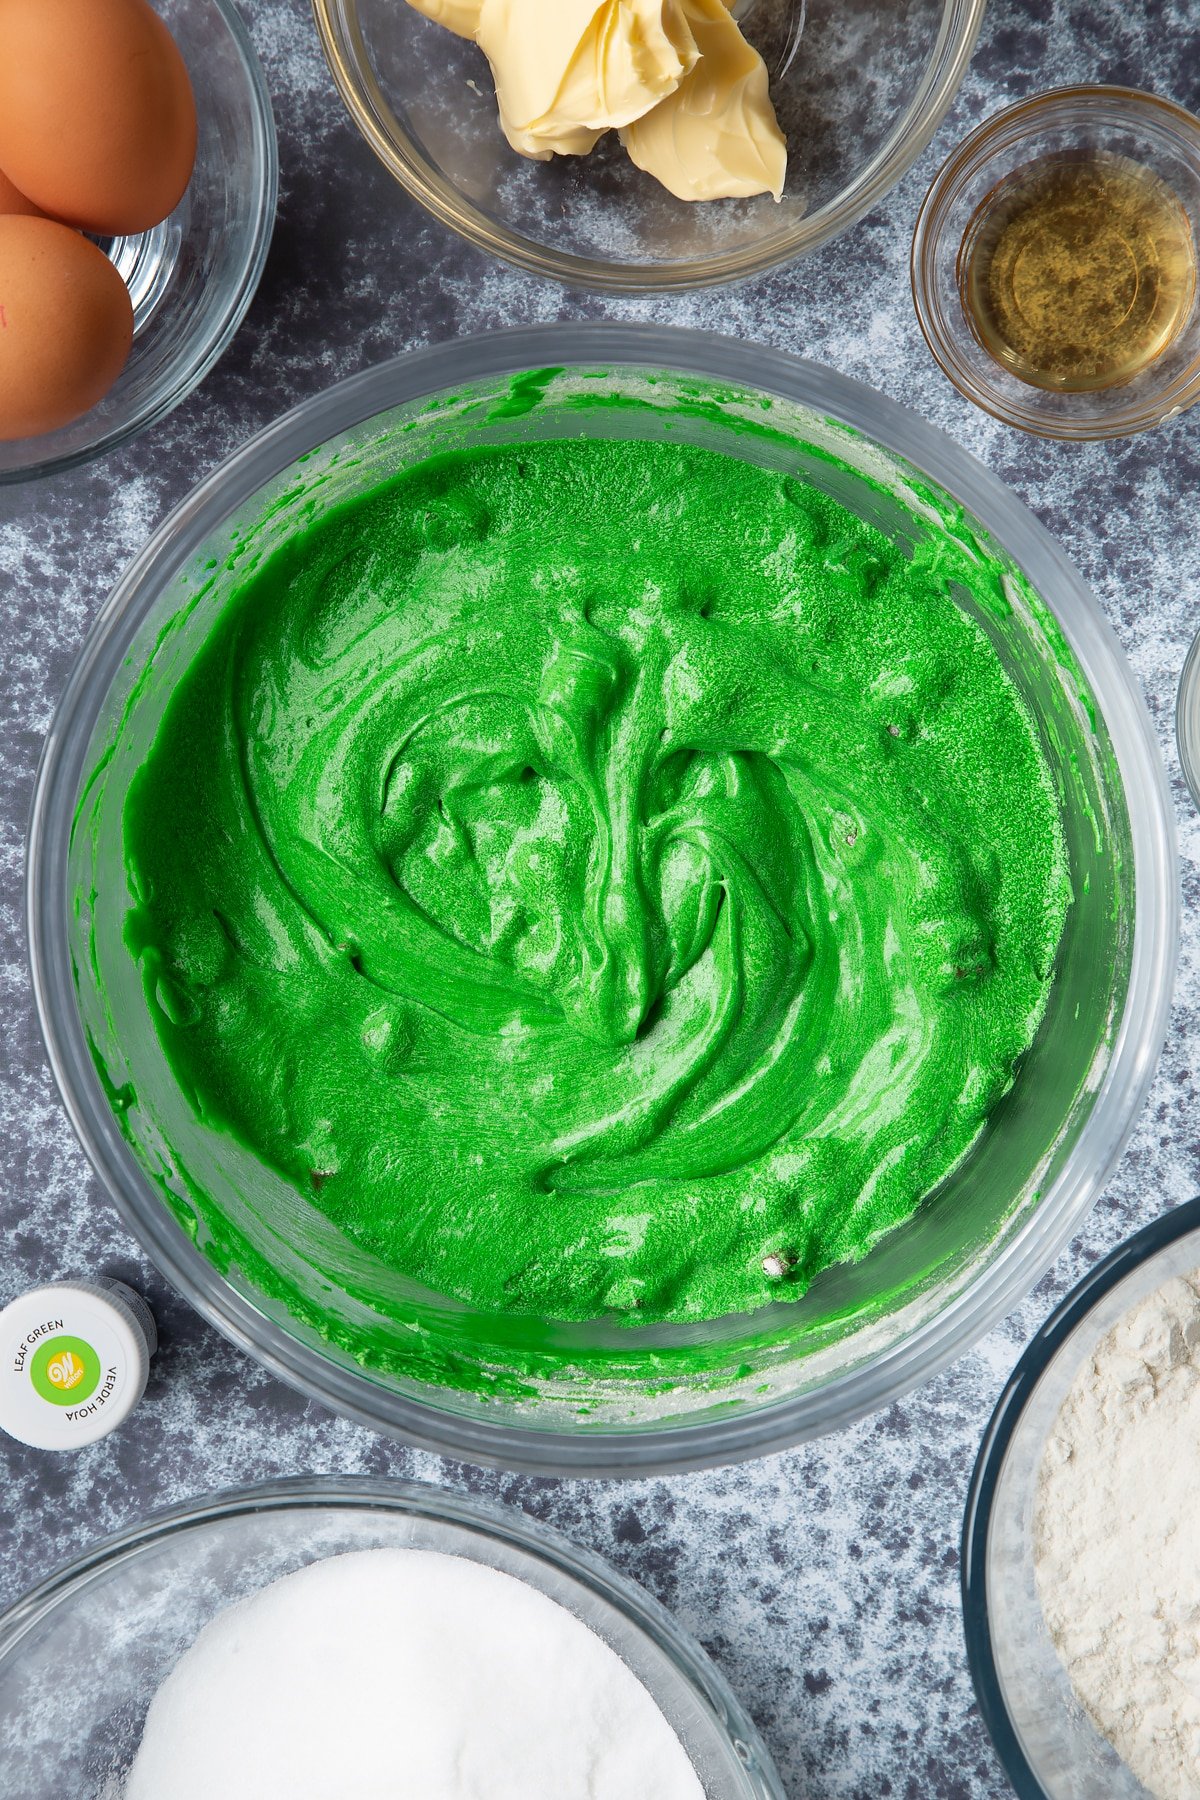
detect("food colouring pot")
[27,325,1176,1474]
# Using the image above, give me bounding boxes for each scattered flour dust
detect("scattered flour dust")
[1034,1270,1200,1800]
[123,1547,704,1799]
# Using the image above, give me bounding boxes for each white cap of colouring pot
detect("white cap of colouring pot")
[0,1278,157,1450]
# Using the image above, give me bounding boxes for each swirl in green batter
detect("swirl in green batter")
[121,436,1070,1326]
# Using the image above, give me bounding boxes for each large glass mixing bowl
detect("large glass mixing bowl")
[27,325,1176,1474]
[311,0,987,291]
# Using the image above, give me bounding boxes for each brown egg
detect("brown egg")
[0,216,134,440]
[0,167,46,218]
[0,0,197,237]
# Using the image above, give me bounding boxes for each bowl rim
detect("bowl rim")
[1175,624,1200,811]
[310,0,988,293]
[25,321,1179,1477]
[3,0,279,486]
[911,84,1200,442]
[0,1472,785,1800]
[960,1193,1200,1799]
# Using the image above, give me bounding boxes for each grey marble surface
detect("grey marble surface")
[3,3,1200,1795]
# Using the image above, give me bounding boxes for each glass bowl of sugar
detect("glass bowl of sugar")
[0,1475,782,1799]
[962,1195,1200,1800]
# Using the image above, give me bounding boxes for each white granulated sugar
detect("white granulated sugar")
[123,1547,704,1800]
[1033,1270,1200,1800]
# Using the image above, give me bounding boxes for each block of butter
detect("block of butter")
[621,0,786,200]
[406,0,787,202]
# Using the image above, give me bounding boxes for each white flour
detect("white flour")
[123,1547,704,1799]
[1033,1270,1200,1800]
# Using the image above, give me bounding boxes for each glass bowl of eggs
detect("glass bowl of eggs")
[0,0,277,483]
[311,0,987,291]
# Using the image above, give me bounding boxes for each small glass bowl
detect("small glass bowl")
[312,0,986,292]
[962,1196,1200,1798]
[912,87,1200,440]
[0,0,277,484]
[1177,627,1200,809]
[0,1476,783,1798]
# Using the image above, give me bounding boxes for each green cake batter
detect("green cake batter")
[119,434,1071,1329]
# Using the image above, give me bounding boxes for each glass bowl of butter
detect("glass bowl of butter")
[311,0,987,291]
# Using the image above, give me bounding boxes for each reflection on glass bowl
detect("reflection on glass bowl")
[1176,624,1200,812]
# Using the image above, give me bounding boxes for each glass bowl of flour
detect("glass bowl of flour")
[963,1196,1200,1800]
[0,1476,782,1798]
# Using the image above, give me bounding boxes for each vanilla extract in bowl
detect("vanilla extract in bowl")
[961,149,1197,392]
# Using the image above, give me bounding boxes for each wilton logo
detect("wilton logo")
[46,1349,85,1391]
[30,1334,102,1407]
